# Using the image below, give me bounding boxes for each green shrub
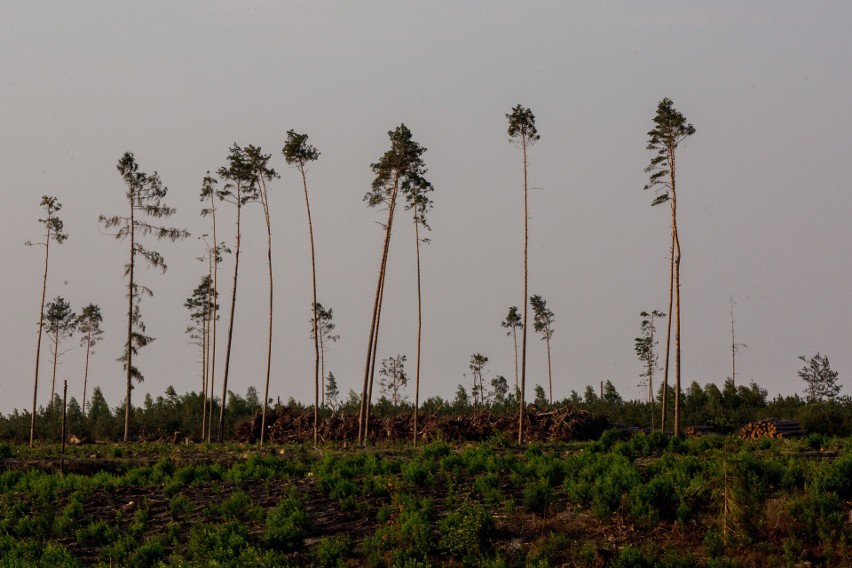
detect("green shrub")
[187,521,251,563]
[76,519,118,545]
[523,478,555,514]
[312,534,351,568]
[169,494,192,518]
[369,493,433,566]
[265,495,309,551]
[438,502,494,562]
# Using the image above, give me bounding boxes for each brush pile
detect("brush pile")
[233,405,609,444]
[738,418,804,440]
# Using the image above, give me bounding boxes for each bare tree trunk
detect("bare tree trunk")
[201,249,213,440]
[218,187,242,443]
[359,176,400,445]
[512,325,519,397]
[30,217,52,447]
[207,195,218,443]
[50,333,59,403]
[730,298,736,388]
[413,210,423,446]
[661,241,674,433]
[672,199,682,437]
[297,166,320,449]
[545,334,553,404]
[124,199,136,443]
[200,288,208,440]
[648,344,654,429]
[519,140,529,445]
[319,328,326,406]
[60,380,67,474]
[364,271,387,446]
[259,181,274,449]
[82,332,92,414]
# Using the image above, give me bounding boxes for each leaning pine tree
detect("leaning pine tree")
[507,105,540,444]
[282,130,322,447]
[643,98,695,436]
[402,150,433,446]
[358,124,429,446]
[99,152,189,442]
[215,144,259,443]
[26,195,67,447]
[245,145,279,449]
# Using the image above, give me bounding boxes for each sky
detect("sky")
[1,1,850,417]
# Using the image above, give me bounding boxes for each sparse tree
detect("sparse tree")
[325,371,340,412]
[507,104,540,444]
[501,306,523,396]
[798,353,841,403]
[245,145,279,448]
[491,375,510,406]
[283,130,322,446]
[730,297,747,387]
[534,384,548,407]
[379,355,408,407]
[26,195,67,446]
[310,303,340,406]
[469,353,489,408]
[644,98,695,436]
[99,152,189,442]
[215,144,260,442]
[200,174,228,442]
[402,144,434,446]
[76,304,104,414]
[635,310,664,429]
[359,124,429,445]
[185,274,217,438]
[530,295,556,403]
[44,297,77,404]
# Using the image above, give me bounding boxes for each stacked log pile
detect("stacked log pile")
[233,406,609,444]
[738,419,804,440]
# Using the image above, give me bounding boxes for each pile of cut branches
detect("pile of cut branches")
[233,405,609,444]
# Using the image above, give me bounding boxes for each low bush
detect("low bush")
[264,495,309,551]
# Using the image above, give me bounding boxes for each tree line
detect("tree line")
[23,99,844,446]
[3,374,850,444]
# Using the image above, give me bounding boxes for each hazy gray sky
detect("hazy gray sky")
[2,2,850,415]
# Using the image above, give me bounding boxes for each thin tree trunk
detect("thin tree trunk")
[207,195,218,443]
[260,180,274,449]
[82,333,92,414]
[413,209,423,446]
[30,216,52,447]
[661,242,674,433]
[124,198,136,443]
[669,144,682,437]
[200,291,208,440]
[365,271,387,446]
[730,299,736,388]
[359,176,400,445]
[512,325,519,397]
[60,380,67,473]
[319,328,326,406]
[519,140,529,445]
[50,333,59,403]
[672,197,682,437]
[218,187,242,443]
[545,334,553,404]
[298,165,320,449]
